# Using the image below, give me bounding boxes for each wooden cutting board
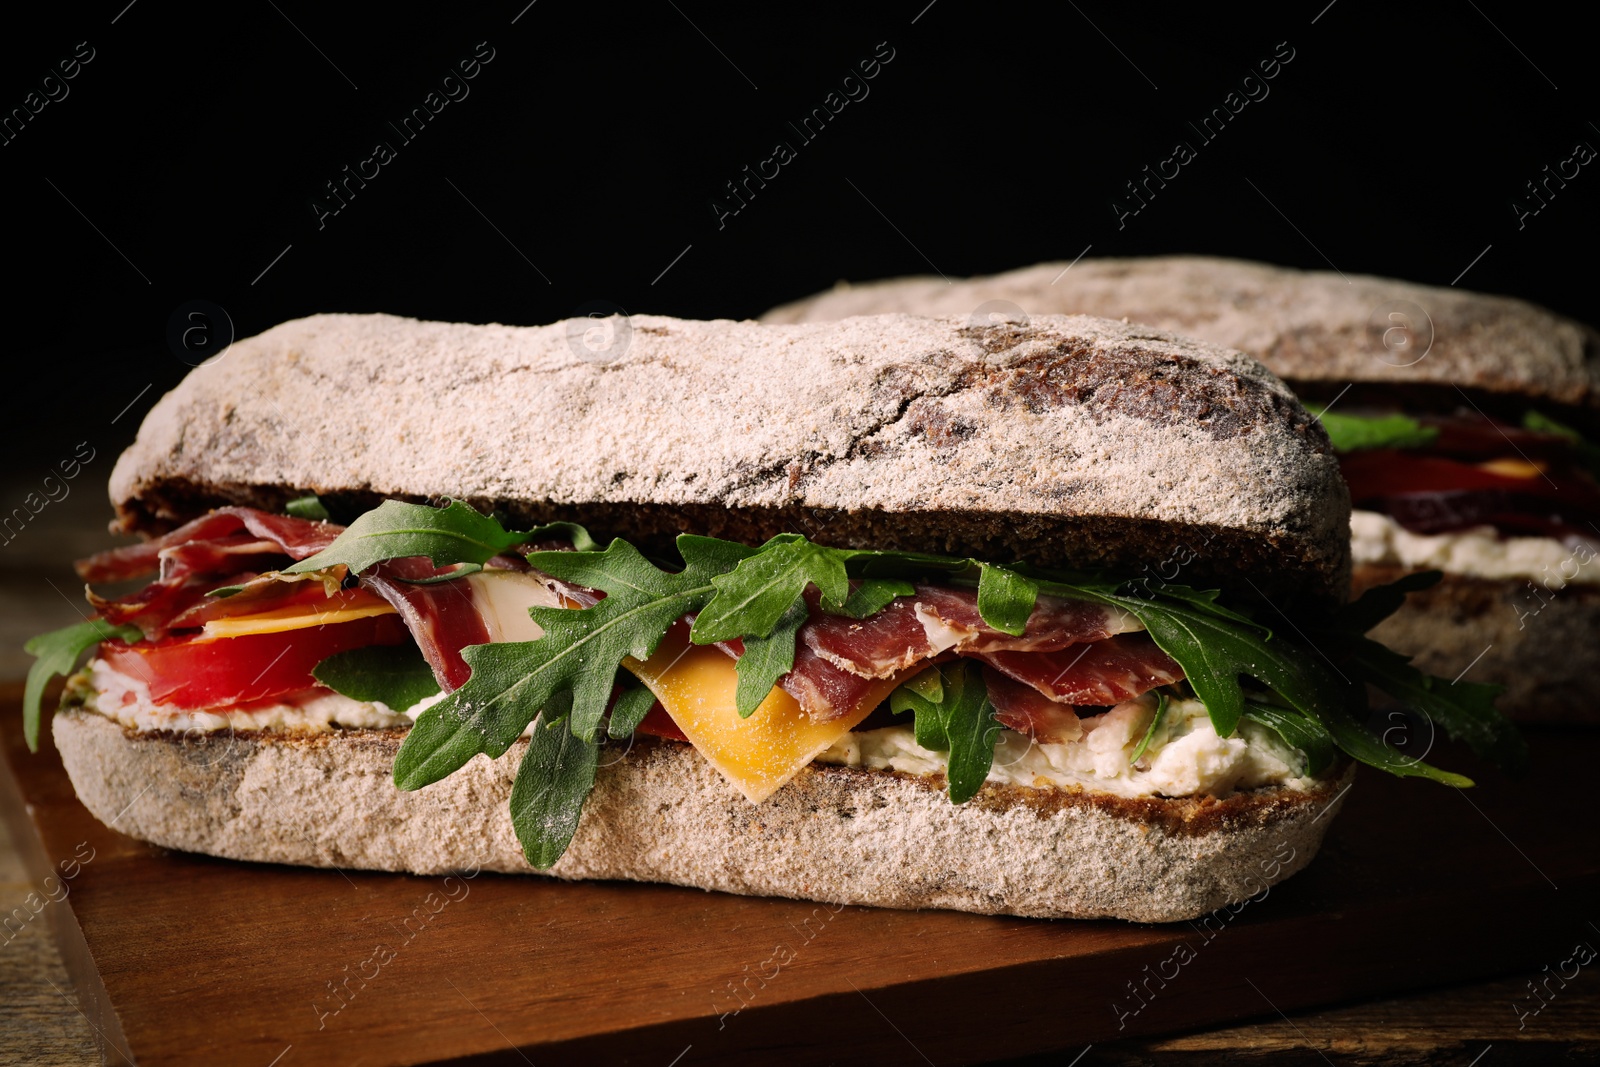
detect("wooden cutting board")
[3,689,1593,1067]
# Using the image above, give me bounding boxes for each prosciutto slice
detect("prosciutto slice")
[361,558,493,691]
[711,634,887,723]
[802,584,1136,679]
[77,508,341,582]
[981,667,1084,743]
[978,633,1183,706]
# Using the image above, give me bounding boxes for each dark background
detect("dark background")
[3,0,1594,476]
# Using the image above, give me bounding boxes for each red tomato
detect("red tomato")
[100,614,410,708]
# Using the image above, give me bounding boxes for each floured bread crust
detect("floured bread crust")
[107,312,1349,602]
[761,256,1600,409]
[53,708,1352,922]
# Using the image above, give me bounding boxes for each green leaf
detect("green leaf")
[1129,691,1169,764]
[889,662,999,802]
[831,578,915,619]
[1242,702,1335,777]
[690,536,850,643]
[527,521,601,552]
[1523,409,1600,481]
[1336,570,1442,634]
[732,597,808,717]
[312,643,441,709]
[23,620,142,752]
[607,682,658,739]
[976,564,1038,637]
[286,499,526,576]
[285,494,330,521]
[937,662,1003,803]
[510,694,601,869]
[891,679,947,750]
[1107,594,1258,738]
[1343,636,1525,775]
[1312,409,1440,453]
[393,536,747,790]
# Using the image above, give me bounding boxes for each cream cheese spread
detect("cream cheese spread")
[815,696,1317,799]
[1350,509,1598,587]
[76,658,440,734]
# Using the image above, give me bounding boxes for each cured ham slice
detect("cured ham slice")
[979,633,1183,707]
[801,584,1138,679]
[711,634,886,723]
[77,508,340,582]
[981,668,1084,743]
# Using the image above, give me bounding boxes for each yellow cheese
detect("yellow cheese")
[624,628,904,802]
[196,600,396,641]
[1478,457,1548,478]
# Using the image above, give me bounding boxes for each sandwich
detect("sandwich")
[764,257,1600,721]
[24,312,1522,922]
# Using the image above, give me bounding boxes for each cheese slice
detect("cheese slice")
[1478,457,1548,478]
[196,595,396,641]
[461,570,563,642]
[624,628,906,802]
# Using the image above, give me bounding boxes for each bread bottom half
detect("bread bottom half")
[1355,563,1600,723]
[53,707,1352,922]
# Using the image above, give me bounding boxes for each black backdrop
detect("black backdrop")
[4,1,1594,476]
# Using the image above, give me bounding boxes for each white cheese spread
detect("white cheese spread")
[815,696,1317,799]
[1350,509,1599,587]
[77,658,441,734]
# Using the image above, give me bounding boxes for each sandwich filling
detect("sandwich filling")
[27,498,1522,871]
[1321,408,1600,584]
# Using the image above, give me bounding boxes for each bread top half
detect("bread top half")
[110,311,1350,602]
[763,256,1600,412]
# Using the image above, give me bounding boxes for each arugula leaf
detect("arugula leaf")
[285,494,330,521]
[23,620,141,752]
[934,662,1002,802]
[1102,593,1262,738]
[286,500,528,576]
[732,597,808,717]
[510,694,600,869]
[1241,702,1335,777]
[1129,691,1169,764]
[892,679,949,751]
[607,682,658,739]
[1523,409,1600,481]
[887,662,1000,802]
[1335,570,1442,633]
[976,564,1038,637]
[392,536,753,789]
[889,668,948,748]
[1312,409,1440,453]
[527,521,601,552]
[831,578,915,619]
[312,643,441,709]
[1343,636,1525,774]
[691,535,849,643]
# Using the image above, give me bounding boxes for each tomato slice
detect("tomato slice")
[100,614,410,708]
